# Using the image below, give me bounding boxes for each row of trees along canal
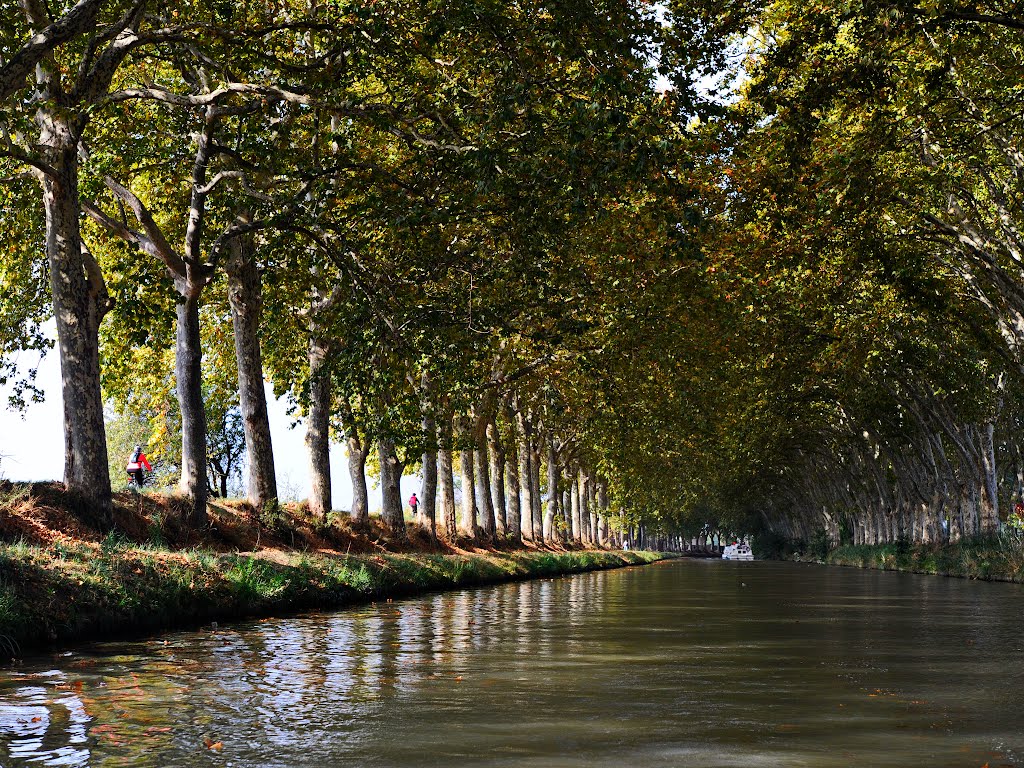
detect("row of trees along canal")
[6,0,1024,554]
[0,0,704,550]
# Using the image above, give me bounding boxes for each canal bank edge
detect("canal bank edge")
[0,547,670,658]
[784,538,1024,582]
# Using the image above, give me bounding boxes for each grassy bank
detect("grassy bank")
[799,537,1024,582]
[0,482,666,657]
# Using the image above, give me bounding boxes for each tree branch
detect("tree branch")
[940,10,1024,30]
[92,177,187,276]
[1,0,104,100]
[0,147,60,183]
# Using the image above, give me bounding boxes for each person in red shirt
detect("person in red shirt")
[126,445,152,488]
[408,492,419,518]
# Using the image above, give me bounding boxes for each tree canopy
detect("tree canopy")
[4,0,1024,550]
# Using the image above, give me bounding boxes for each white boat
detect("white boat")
[722,542,754,561]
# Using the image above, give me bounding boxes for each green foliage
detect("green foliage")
[14,0,1024,553]
[0,180,51,412]
[749,530,796,561]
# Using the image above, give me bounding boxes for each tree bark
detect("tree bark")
[516,409,535,541]
[40,116,112,523]
[505,414,522,543]
[562,483,572,543]
[579,469,591,545]
[597,480,610,547]
[475,446,495,540]
[420,412,438,540]
[544,438,558,541]
[347,434,369,527]
[571,473,582,544]
[980,420,1000,534]
[438,412,458,540]
[175,292,208,525]
[531,437,544,544]
[306,332,332,519]
[378,438,406,536]
[456,416,477,536]
[487,420,507,536]
[226,227,277,509]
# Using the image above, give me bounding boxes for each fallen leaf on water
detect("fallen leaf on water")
[455,676,463,682]
[30,716,42,723]
[203,738,224,752]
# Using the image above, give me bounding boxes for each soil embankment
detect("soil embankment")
[0,482,666,657]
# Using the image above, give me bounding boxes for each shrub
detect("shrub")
[807,528,831,561]
[750,530,794,560]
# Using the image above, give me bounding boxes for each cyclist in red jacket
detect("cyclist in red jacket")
[126,445,152,488]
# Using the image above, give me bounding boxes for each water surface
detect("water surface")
[2,560,1022,766]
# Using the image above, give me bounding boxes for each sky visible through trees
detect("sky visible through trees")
[0,338,378,507]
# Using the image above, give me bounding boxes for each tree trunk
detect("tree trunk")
[980,421,1000,534]
[475,446,495,540]
[40,122,112,523]
[571,473,582,544]
[579,470,590,545]
[505,416,522,543]
[562,483,572,543]
[378,438,406,535]
[306,332,332,519]
[516,412,535,541]
[438,446,457,539]
[544,438,558,541]
[418,373,437,537]
[438,413,457,540]
[226,229,277,509]
[175,292,208,525]
[487,420,507,537]
[457,416,477,536]
[531,439,544,544]
[421,411,438,539]
[347,434,369,527]
[597,480,610,547]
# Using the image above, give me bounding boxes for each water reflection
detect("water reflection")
[1,561,1022,766]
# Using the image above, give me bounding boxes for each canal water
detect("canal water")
[1,560,1022,767]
